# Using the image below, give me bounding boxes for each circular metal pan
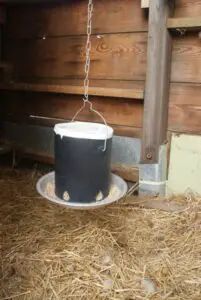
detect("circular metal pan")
[36,172,127,210]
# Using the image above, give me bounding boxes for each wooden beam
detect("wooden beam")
[4,33,147,81]
[0,90,143,134]
[167,17,201,31]
[0,82,144,100]
[141,0,150,9]
[141,0,174,162]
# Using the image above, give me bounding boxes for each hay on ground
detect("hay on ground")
[0,166,201,300]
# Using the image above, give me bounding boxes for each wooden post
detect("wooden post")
[141,0,174,163]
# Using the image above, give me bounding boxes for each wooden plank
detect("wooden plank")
[142,0,174,162]
[24,79,145,91]
[174,0,201,18]
[0,82,144,100]
[6,0,148,38]
[26,117,142,138]
[0,92,143,129]
[171,34,201,83]
[4,33,147,81]
[1,123,141,141]
[1,82,200,137]
[168,83,201,134]
[170,83,201,106]
[5,32,201,83]
[168,17,201,31]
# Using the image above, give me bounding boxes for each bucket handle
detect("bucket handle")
[71,99,109,152]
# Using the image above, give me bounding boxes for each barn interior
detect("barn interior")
[0,0,201,299]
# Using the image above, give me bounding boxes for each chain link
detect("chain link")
[83,0,93,102]
[72,0,109,151]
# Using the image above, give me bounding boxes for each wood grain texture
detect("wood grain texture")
[142,0,174,162]
[168,83,201,134]
[4,33,148,81]
[21,79,144,90]
[5,32,201,83]
[0,92,143,128]
[1,82,201,136]
[0,79,144,138]
[0,82,144,100]
[6,0,147,38]
[2,0,201,142]
[171,34,201,83]
[174,0,201,17]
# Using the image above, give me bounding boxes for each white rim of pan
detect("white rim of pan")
[36,172,127,210]
[54,122,114,140]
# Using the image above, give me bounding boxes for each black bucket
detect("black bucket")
[54,122,113,203]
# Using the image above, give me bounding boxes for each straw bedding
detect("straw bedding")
[0,166,201,300]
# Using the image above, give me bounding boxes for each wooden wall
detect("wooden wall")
[169,0,201,135]
[1,0,201,139]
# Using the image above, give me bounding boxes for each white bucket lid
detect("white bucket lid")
[54,122,113,140]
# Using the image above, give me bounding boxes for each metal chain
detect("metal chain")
[72,0,109,151]
[83,0,93,102]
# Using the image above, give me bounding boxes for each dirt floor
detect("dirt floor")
[0,162,201,300]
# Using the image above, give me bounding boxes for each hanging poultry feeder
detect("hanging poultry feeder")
[36,0,127,209]
[37,121,127,209]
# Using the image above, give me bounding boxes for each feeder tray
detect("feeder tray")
[36,172,127,210]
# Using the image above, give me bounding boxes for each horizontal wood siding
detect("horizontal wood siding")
[170,0,201,135]
[1,82,201,136]
[5,33,147,81]
[0,92,143,128]
[174,0,201,17]
[4,34,201,83]
[5,0,147,38]
[2,0,147,138]
[1,0,201,141]
[171,34,201,83]
[168,83,201,134]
